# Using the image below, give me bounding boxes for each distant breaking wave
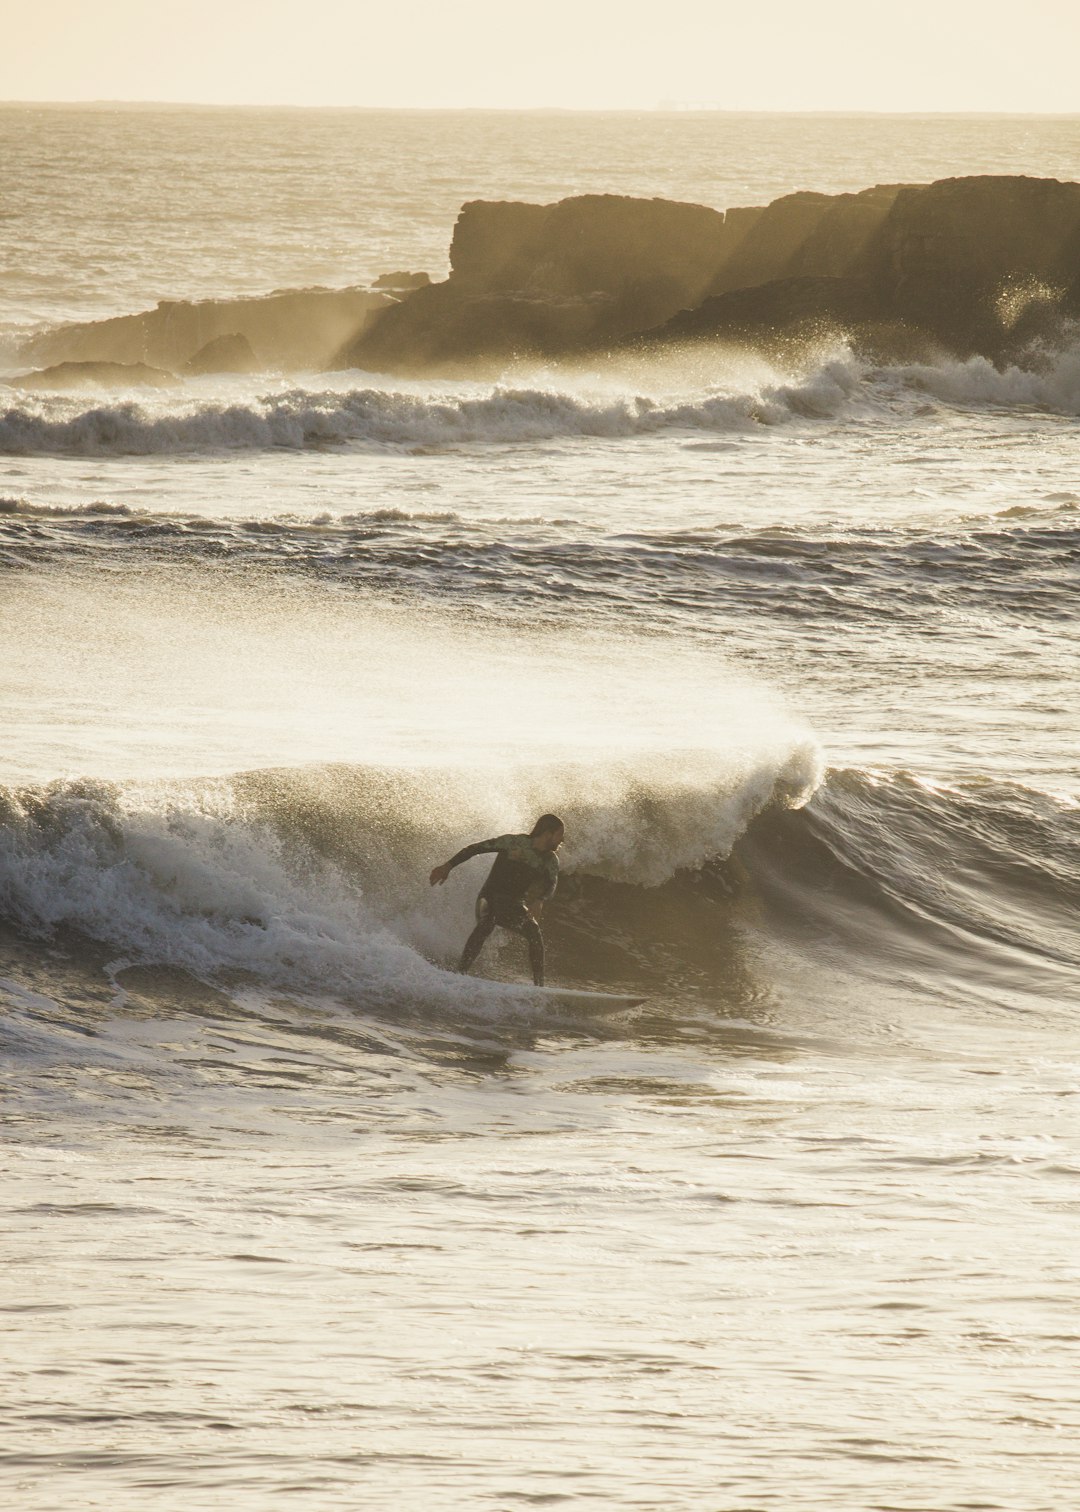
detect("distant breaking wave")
[0,368,862,455]
[5,342,1080,457]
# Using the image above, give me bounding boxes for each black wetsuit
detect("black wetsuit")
[445,834,559,986]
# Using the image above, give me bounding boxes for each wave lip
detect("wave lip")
[738,766,1080,1003]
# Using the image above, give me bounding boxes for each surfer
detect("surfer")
[429,815,564,986]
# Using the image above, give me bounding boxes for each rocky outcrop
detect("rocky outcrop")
[450,194,728,298]
[341,282,624,370]
[855,175,1080,351]
[708,184,909,293]
[656,175,1080,361]
[644,276,939,364]
[340,194,730,372]
[13,360,178,390]
[372,271,432,292]
[655,276,878,338]
[340,176,1080,375]
[23,178,1071,384]
[19,286,391,375]
[339,188,912,373]
[185,333,259,375]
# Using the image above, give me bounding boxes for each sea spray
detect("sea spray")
[0,358,864,456]
[0,728,821,999]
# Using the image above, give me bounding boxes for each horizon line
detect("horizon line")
[4,99,1080,118]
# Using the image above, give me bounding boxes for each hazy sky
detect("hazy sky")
[4,0,1080,112]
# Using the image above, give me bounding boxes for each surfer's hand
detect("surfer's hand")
[429,863,451,886]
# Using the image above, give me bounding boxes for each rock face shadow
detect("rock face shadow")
[341,176,1080,376]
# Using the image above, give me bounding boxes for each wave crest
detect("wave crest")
[895,336,1080,414]
[0,364,862,456]
[6,336,1080,459]
[739,767,1080,991]
[0,744,820,997]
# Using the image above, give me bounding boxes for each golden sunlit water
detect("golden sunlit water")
[2,108,1080,1511]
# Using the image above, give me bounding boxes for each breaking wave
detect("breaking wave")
[2,753,1077,1024]
[0,346,907,456]
[6,336,1080,458]
[0,360,870,456]
[894,339,1080,413]
[0,743,821,1006]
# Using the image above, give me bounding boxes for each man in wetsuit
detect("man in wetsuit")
[429,814,564,986]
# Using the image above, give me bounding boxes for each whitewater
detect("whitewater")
[2,107,1080,1512]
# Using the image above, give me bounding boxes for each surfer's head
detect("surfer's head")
[530,813,564,852]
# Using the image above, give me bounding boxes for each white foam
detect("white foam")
[0,730,821,1003]
[894,336,1080,415]
[0,778,453,1006]
[0,361,862,457]
[517,745,821,887]
[27,337,1080,462]
[0,564,822,1000]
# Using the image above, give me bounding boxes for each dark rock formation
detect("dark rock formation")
[18,178,1074,385]
[13,360,178,390]
[372,271,432,292]
[658,175,1080,362]
[655,275,876,339]
[645,276,938,364]
[19,286,391,375]
[185,332,259,375]
[712,194,828,294]
[855,175,1080,353]
[706,185,909,296]
[340,194,729,372]
[343,282,624,370]
[450,194,728,298]
[339,175,1080,376]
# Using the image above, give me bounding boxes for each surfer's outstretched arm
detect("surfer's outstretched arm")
[429,839,500,886]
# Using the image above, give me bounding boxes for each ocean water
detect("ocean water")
[2,107,1080,1511]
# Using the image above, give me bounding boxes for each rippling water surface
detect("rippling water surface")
[2,108,1079,1511]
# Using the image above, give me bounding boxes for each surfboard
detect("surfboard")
[527,985,646,1013]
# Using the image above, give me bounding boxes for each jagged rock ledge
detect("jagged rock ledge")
[11,360,178,391]
[339,177,1080,375]
[22,179,1080,383]
[17,285,393,376]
